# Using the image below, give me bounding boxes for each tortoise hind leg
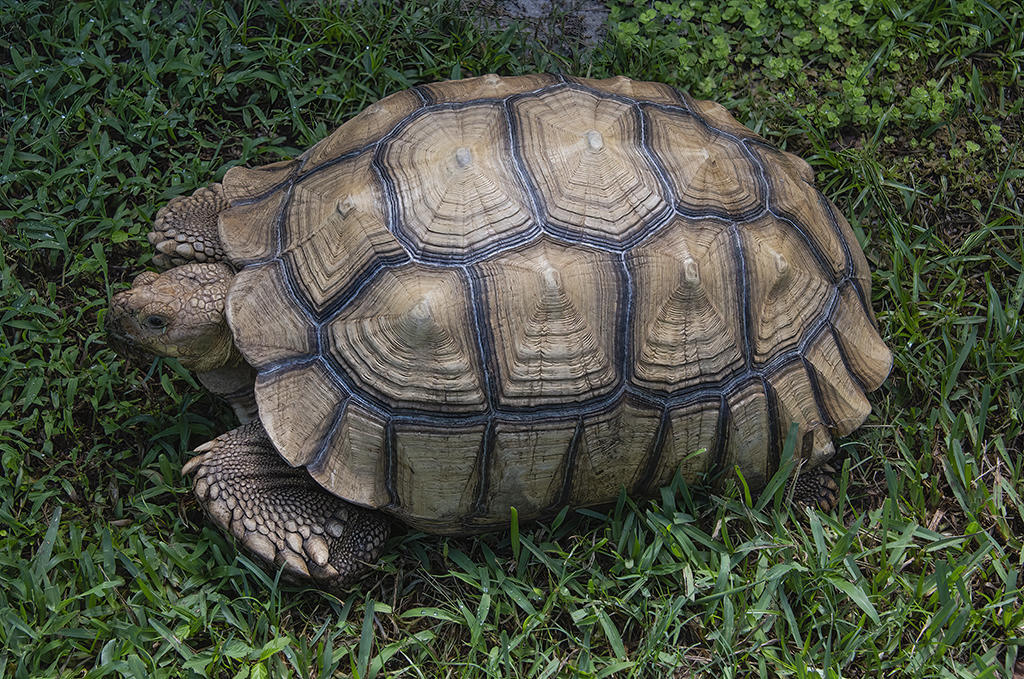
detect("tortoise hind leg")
[788,465,840,513]
[149,184,229,269]
[182,421,390,587]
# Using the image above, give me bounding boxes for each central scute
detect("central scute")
[379,103,537,261]
[379,87,680,262]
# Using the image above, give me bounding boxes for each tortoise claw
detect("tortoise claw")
[149,184,228,269]
[184,422,390,587]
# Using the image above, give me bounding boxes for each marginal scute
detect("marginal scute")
[475,240,621,407]
[307,403,389,509]
[283,152,406,312]
[392,423,485,531]
[744,140,815,184]
[830,203,874,304]
[228,263,315,368]
[722,382,772,490]
[831,284,892,391]
[648,399,720,488]
[570,400,661,504]
[568,75,683,106]
[740,215,833,364]
[255,361,347,467]
[644,106,765,218]
[805,329,872,436]
[381,103,535,259]
[628,218,745,392]
[222,159,297,204]
[301,88,423,168]
[768,361,834,464]
[219,188,290,264]
[513,88,669,242]
[326,265,487,412]
[422,73,560,102]
[482,419,577,520]
[687,98,769,145]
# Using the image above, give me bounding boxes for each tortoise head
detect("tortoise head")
[107,263,236,372]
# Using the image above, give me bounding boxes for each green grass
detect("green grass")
[1,0,1022,676]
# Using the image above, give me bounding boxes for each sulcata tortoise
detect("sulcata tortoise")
[107,74,891,587]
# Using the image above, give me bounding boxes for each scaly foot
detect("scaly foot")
[183,422,390,587]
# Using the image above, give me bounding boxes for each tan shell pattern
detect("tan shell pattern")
[220,74,892,533]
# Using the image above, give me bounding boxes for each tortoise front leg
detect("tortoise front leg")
[149,184,229,269]
[182,422,390,587]
[196,362,259,423]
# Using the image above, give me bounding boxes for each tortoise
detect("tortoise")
[106,74,892,587]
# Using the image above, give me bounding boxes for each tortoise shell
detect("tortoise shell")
[217,74,891,533]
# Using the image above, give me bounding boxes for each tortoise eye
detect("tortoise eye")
[143,314,168,330]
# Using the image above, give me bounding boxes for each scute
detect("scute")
[228,262,315,368]
[566,75,682,106]
[254,361,347,468]
[379,103,536,260]
[219,184,292,265]
[302,88,423,168]
[325,264,488,412]
[283,152,407,314]
[392,421,486,531]
[482,419,578,520]
[627,216,745,392]
[421,73,560,102]
[306,402,389,509]
[722,382,773,490]
[569,398,662,504]
[644,106,766,219]
[473,239,622,408]
[749,143,847,279]
[739,214,834,364]
[805,328,872,436]
[831,285,892,390]
[686,98,770,147]
[655,399,720,486]
[511,87,670,243]
[219,75,891,532]
[770,361,834,464]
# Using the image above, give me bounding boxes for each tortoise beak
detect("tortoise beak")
[105,327,144,364]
